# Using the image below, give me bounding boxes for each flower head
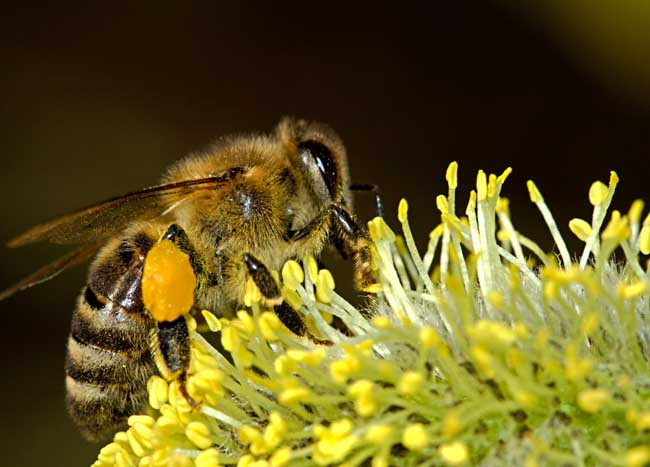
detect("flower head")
[94,163,650,467]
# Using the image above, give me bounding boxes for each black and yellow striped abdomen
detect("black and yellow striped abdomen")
[65,232,158,442]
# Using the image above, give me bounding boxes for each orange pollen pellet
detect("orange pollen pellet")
[142,239,196,322]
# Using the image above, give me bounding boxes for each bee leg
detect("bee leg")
[162,223,219,287]
[243,253,330,344]
[328,205,376,293]
[150,316,198,408]
[350,183,384,218]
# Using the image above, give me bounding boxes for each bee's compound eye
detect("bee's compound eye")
[298,140,338,198]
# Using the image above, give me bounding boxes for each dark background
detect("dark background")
[2,3,650,466]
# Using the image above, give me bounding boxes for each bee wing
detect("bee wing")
[7,176,229,247]
[0,242,103,301]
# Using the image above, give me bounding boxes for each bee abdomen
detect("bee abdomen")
[65,285,155,442]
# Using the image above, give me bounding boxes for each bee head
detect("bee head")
[278,118,352,208]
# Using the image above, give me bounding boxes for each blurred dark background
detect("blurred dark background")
[2,2,650,465]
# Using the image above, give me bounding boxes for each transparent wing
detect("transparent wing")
[8,176,229,247]
[0,242,102,301]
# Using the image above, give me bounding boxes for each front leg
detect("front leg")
[288,204,375,292]
[243,253,330,344]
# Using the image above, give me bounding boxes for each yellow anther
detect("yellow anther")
[419,326,440,348]
[397,371,424,395]
[640,225,650,254]
[609,170,619,186]
[602,211,630,241]
[279,385,310,405]
[402,423,428,451]
[619,280,647,299]
[589,181,608,206]
[195,448,220,467]
[577,389,610,413]
[362,283,383,294]
[244,278,262,307]
[495,197,509,215]
[329,356,360,383]
[629,199,644,224]
[430,224,444,239]
[127,415,155,428]
[270,447,292,467]
[349,379,375,416]
[497,166,512,185]
[439,441,469,465]
[202,309,222,332]
[526,180,543,203]
[281,260,304,290]
[282,287,303,311]
[185,421,213,449]
[569,218,592,242]
[259,312,281,341]
[316,269,335,303]
[398,198,409,223]
[446,161,458,189]
[514,390,536,407]
[236,310,256,334]
[305,256,319,283]
[368,217,396,242]
[147,375,168,410]
[142,239,196,322]
[371,315,392,329]
[274,355,296,376]
[487,173,497,198]
[436,195,449,214]
[476,170,488,201]
[625,446,650,467]
[487,291,503,308]
[221,326,240,352]
[365,424,394,444]
[466,190,477,215]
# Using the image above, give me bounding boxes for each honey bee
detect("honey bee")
[1,117,380,442]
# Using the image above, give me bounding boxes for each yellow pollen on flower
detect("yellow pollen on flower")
[221,326,240,352]
[330,355,360,383]
[442,412,461,438]
[236,455,254,467]
[495,197,509,215]
[365,424,394,444]
[625,446,650,467]
[259,312,281,341]
[467,320,516,345]
[244,278,263,306]
[419,326,440,348]
[498,166,513,185]
[514,390,536,407]
[446,161,458,189]
[185,421,213,449]
[640,225,650,254]
[439,441,469,465]
[371,315,392,329]
[602,211,630,241]
[237,310,256,334]
[577,388,610,413]
[368,217,396,242]
[270,447,292,467]
[141,239,196,322]
[316,269,335,303]
[278,384,310,405]
[305,255,319,283]
[618,280,647,299]
[526,180,543,203]
[569,218,592,242]
[487,173,497,198]
[348,379,375,416]
[487,290,503,308]
[397,371,424,395]
[274,355,296,375]
[195,448,220,467]
[398,198,409,222]
[402,423,429,451]
[201,309,222,332]
[588,181,608,206]
[239,426,262,444]
[436,195,449,214]
[477,171,488,201]
[147,375,168,410]
[629,199,644,224]
[281,260,304,290]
